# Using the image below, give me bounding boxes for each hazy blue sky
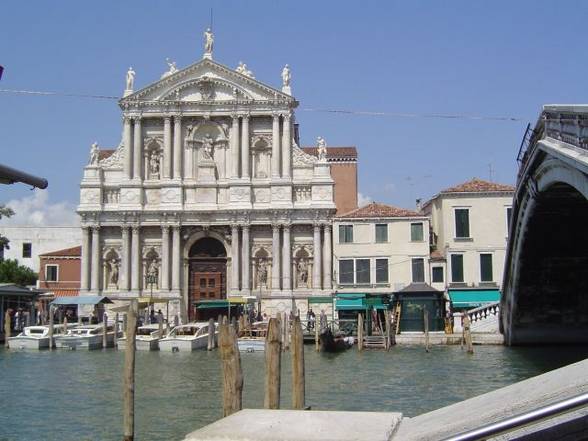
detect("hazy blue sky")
[1,1,586,224]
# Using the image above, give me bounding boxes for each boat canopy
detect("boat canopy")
[50,296,113,306]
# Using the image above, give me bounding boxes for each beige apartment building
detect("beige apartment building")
[333,202,431,294]
[422,178,514,309]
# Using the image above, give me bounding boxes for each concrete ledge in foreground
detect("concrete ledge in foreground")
[183,409,402,441]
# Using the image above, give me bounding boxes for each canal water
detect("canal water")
[1,345,587,441]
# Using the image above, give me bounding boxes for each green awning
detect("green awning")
[335,293,366,311]
[195,300,231,309]
[366,296,388,310]
[308,296,333,304]
[448,289,500,308]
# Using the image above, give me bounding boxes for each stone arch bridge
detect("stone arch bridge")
[502,105,588,345]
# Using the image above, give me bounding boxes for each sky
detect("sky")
[1,0,587,225]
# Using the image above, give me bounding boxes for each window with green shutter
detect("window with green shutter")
[451,254,464,282]
[411,223,424,241]
[339,260,354,284]
[356,259,370,284]
[411,258,425,282]
[454,209,470,238]
[432,266,444,283]
[375,224,388,243]
[339,225,353,243]
[480,254,493,282]
[376,258,388,283]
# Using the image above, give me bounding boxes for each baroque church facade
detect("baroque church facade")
[78,33,335,320]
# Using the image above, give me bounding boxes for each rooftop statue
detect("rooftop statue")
[317,136,327,161]
[236,61,254,78]
[163,58,178,77]
[125,67,135,91]
[282,64,291,87]
[89,142,100,165]
[204,28,214,57]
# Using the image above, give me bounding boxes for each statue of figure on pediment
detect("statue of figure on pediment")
[317,136,327,161]
[89,142,100,165]
[126,67,135,91]
[236,61,254,78]
[282,64,291,87]
[161,58,178,78]
[297,259,309,288]
[204,28,214,56]
[201,133,214,160]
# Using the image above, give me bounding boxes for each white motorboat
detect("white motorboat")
[54,324,118,350]
[118,324,164,351]
[237,321,267,352]
[7,324,71,350]
[158,323,216,352]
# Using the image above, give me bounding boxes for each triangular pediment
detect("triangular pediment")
[120,58,295,105]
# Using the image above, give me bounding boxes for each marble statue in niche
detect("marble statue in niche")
[108,259,119,286]
[257,259,268,287]
[201,133,214,160]
[297,259,309,288]
[149,151,161,179]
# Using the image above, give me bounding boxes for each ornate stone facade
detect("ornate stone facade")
[78,36,335,320]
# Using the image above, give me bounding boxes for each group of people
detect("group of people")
[306,308,328,331]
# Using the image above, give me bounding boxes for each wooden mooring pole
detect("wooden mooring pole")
[357,313,364,351]
[264,317,282,409]
[4,310,12,348]
[291,316,305,409]
[424,309,430,353]
[219,317,243,417]
[314,318,320,352]
[48,306,54,350]
[113,312,119,348]
[385,311,391,351]
[463,314,474,354]
[123,300,138,441]
[207,318,215,350]
[102,312,108,349]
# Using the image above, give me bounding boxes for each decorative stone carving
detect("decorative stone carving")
[103,189,120,204]
[99,142,125,169]
[253,188,270,203]
[294,186,311,202]
[199,81,215,100]
[292,145,317,167]
[89,142,99,165]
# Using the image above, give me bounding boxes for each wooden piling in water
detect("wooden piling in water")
[264,317,282,409]
[48,306,54,350]
[219,320,243,417]
[357,313,364,351]
[102,312,108,349]
[4,310,11,348]
[207,318,215,351]
[463,314,474,354]
[123,300,137,441]
[385,311,391,351]
[283,312,290,351]
[123,313,128,339]
[424,309,430,353]
[113,313,119,348]
[291,316,305,409]
[314,318,320,351]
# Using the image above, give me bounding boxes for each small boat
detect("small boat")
[54,324,118,350]
[118,324,164,351]
[237,321,267,353]
[7,324,71,350]
[158,323,216,352]
[319,328,353,353]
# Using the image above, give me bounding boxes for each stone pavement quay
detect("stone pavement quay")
[395,332,504,345]
[183,358,588,441]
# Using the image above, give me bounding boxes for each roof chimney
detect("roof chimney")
[415,198,422,212]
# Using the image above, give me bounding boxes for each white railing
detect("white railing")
[466,302,499,324]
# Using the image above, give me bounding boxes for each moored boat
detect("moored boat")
[237,321,267,352]
[54,324,118,350]
[158,323,216,352]
[319,328,354,352]
[7,324,71,350]
[118,324,164,351]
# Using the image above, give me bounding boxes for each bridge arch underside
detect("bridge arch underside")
[510,182,588,344]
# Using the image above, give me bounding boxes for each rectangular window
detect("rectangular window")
[375,224,388,243]
[480,254,493,282]
[356,259,371,284]
[454,209,470,238]
[451,254,464,282]
[22,242,32,258]
[339,225,353,243]
[411,258,425,283]
[375,258,389,283]
[45,265,58,282]
[432,267,444,283]
[410,223,424,242]
[339,260,354,284]
[506,207,513,234]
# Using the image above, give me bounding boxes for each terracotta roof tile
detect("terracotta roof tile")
[98,150,115,161]
[39,246,81,257]
[302,147,357,160]
[441,178,514,194]
[337,202,421,218]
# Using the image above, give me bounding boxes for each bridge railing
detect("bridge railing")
[466,302,500,324]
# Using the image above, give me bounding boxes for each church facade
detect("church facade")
[77,35,335,320]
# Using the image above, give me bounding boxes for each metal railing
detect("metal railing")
[440,391,588,441]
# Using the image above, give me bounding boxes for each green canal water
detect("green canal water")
[1,344,587,441]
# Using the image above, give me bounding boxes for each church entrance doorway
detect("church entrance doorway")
[188,237,227,321]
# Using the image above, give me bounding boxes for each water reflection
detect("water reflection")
[0,345,585,441]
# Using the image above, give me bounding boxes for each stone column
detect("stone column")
[231,115,240,178]
[272,224,281,291]
[281,114,291,178]
[172,226,181,291]
[133,117,142,181]
[173,115,182,179]
[121,226,131,291]
[131,226,141,292]
[241,114,250,179]
[323,224,332,290]
[161,225,170,291]
[231,224,240,292]
[313,224,322,290]
[282,224,291,291]
[163,116,172,179]
[81,227,91,291]
[90,226,100,292]
[272,113,280,178]
[123,116,132,179]
[242,225,250,292]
